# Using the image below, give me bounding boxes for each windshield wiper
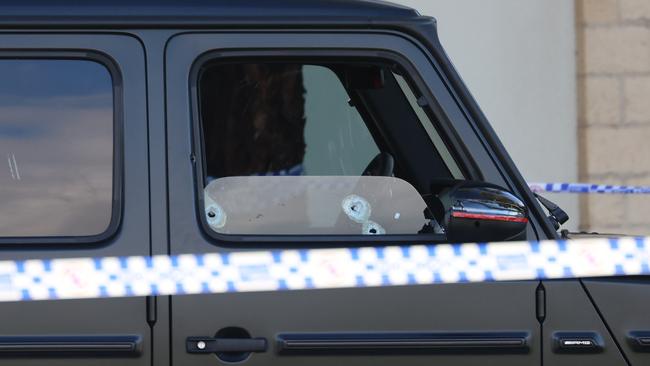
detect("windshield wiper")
[533,193,569,230]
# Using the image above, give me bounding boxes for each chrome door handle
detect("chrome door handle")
[186,336,267,354]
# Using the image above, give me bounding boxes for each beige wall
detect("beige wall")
[577,0,650,235]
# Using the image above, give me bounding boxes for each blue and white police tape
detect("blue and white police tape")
[528,182,650,194]
[1,236,649,302]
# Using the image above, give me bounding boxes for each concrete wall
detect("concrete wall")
[392,0,580,230]
[576,0,650,235]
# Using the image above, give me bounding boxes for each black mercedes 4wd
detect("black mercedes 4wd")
[0,1,646,365]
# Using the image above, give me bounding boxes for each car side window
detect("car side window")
[197,60,461,237]
[0,59,115,238]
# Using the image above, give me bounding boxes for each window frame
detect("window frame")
[0,51,123,245]
[189,49,480,246]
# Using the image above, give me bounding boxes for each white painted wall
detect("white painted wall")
[392,0,579,229]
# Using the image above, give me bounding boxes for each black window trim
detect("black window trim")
[0,51,123,246]
[189,48,481,247]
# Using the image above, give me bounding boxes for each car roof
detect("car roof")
[0,0,422,26]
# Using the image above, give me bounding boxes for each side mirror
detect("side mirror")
[438,182,528,243]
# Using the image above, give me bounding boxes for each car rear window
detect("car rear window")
[0,59,114,238]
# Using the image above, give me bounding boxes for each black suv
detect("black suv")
[0,1,646,365]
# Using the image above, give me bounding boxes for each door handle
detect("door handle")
[186,336,267,354]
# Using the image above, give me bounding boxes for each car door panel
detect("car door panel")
[0,34,150,365]
[542,280,627,366]
[174,284,538,365]
[583,279,650,365]
[166,31,542,366]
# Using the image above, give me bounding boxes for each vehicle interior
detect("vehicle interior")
[197,59,528,241]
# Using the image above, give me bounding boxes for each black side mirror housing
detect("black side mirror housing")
[438,181,528,243]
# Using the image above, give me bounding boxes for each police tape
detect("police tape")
[0,236,648,302]
[528,182,650,194]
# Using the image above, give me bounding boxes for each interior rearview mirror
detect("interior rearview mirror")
[438,181,528,243]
